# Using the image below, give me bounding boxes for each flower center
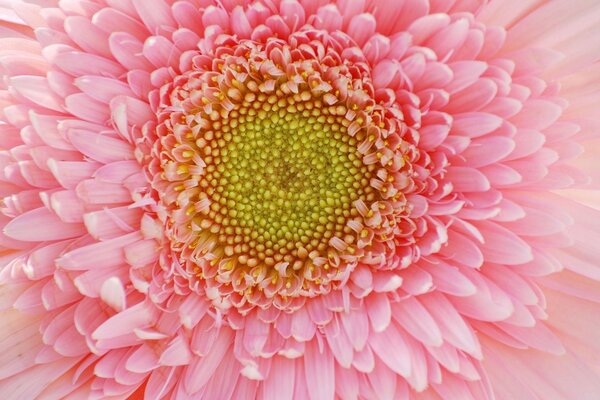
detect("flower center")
[200,100,374,269]
[152,36,416,310]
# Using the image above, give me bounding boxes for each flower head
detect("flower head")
[1,0,600,399]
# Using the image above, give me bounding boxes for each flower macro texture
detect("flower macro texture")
[1,0,600,399]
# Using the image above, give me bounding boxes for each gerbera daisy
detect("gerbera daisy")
[0,0,599,398]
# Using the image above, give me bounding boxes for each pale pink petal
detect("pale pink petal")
[304,340,335,400]
[4,207,85,241]
[262,357,295,400]
[100,277,126,312]
[368,324,411,377]
[392,297,443,347]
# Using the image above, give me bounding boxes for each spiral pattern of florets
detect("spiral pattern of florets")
[152,33,421,311]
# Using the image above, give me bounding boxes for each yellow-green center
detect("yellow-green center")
[197,103,375,267]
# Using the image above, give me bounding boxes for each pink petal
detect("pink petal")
[324,318,354,368]
[368,325,411,377]
[57,232,141,270]
[74,76,135,104]
[368,357,397,399]
[392,297,443,347]
[184,329,234,394]
[304,339,335,400]
[65,93,109,124]
[365,292,391,332]
[510,99,562,130]
[425,17,470,59]
[451,112,503,138]
[439,229,484,269]
[4,207,85,241]
[92,301,158,341]
[131,0,176,34]
[477,220,534,265]
[262,357,295,400]
[125,343,159,373]
[352,345,375,373]
[159,335,192,366]
[100,277,126,312]
[423,260,477,297]
[445,166,491,192]
[64,15,111,58]
[458,136,515,168]
[109,32,154,71]
[421,292,481,357]
[9,76,64,112]
[68,130,133,163]
[334,365,359,400]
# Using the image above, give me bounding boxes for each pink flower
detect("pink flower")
[1,0,599,398]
